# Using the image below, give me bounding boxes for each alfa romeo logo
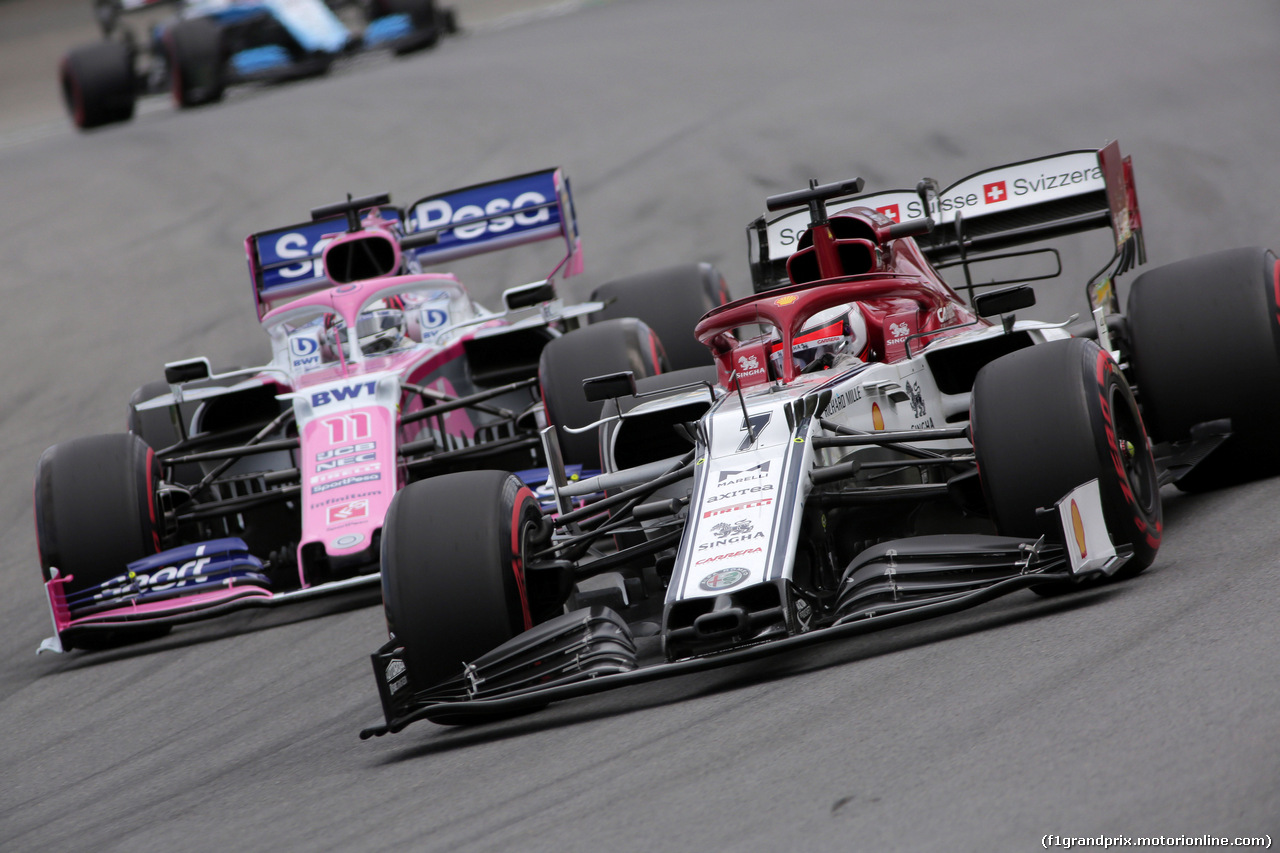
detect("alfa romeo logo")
[699,567,750,591]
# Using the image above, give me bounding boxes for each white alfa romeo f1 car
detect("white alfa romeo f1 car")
[361,141,1280,735]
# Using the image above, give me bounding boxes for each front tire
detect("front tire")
[166,18,225,108]
[971,337,1162,583]
[34,433,168,648]
[381,471,540,688]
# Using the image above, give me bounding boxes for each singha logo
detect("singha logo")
[739,355,760,371]
[711,520,753,539]
[906,380,926,419]
[889,322,910,339]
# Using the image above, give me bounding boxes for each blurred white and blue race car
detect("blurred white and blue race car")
[60,0,458,129]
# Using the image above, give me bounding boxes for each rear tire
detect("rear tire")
[375,0,443,53]
[1127,246,1280,490]
[166,18,225,108]
[539,318,666,467]
[381,471,539,688]
[971,337,1162,586]
[60,40,136,129]
[590,263,730,371]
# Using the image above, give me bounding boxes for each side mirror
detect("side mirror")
[583,371,636,403]
[164,357,212,385]
[974,284,1036,318]
[503,280,556,311]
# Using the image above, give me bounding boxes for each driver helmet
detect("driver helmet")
[323,297,409,359]
[770,303,868,374]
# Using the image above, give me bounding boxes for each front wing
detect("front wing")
[361,528,1131,737]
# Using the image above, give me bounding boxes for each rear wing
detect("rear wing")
[245,168,582,318]
[402,168,582,270]
[748,142,1144,291]
[245,207,406,318]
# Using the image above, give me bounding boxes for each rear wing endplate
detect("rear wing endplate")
[748,143,1144,291]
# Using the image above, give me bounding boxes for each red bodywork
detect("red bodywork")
[696,209,984,387]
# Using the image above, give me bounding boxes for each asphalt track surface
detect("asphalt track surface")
[2,1,1279,850]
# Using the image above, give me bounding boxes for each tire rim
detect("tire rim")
[1110,385,1159,516]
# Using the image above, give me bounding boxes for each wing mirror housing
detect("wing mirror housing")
[974,284,1036,318]
[164,357,212,385]
[583,371,637,403]
[503,280,556,311]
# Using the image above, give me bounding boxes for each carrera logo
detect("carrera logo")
[984,181,1008,204]
[703,498,773,518]
[327,499,369,525]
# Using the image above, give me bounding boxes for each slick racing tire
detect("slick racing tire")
[374,0,443,53]
[166,18,225,108]
[539,317,667,468]
[60,40,137,130]
[1126,246,1280,491]
[971,337,1162,587]
[590,263,731,371]
[381,471,539,688]
[34,433,169,648]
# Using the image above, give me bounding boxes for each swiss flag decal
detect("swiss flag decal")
[984,181,1008,204]
[877,204,901,223]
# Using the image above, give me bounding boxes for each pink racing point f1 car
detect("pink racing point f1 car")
[34,168,728,653]
[361,142,1280,735]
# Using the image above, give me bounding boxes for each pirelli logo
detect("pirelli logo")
[703,498,773,519]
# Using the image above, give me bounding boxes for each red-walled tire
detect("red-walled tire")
[381,471,538,688]
[34,433,168,648]
[60,40,136,129]
[971,337,1161,586]
[539,318,667,468]
[166,18,224,108]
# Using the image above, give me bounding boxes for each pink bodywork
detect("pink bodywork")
[262,272,499,585]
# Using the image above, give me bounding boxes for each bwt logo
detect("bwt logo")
[311,381,376,408]
[412,192,551,241]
